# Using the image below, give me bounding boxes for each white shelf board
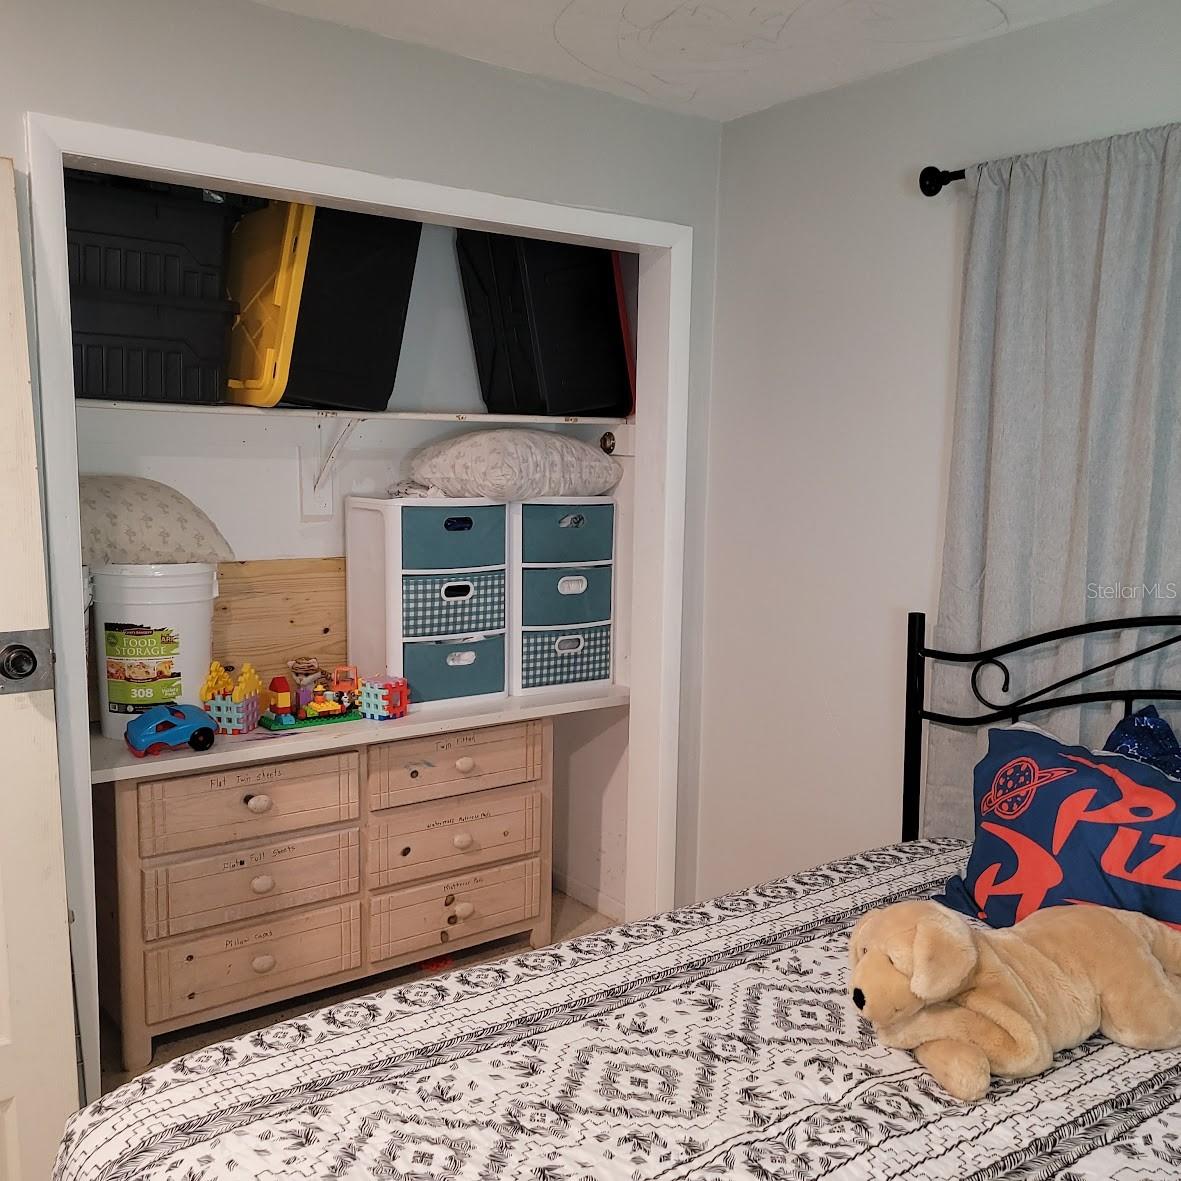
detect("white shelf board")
[89,684,630,783]
[75,399,629,427]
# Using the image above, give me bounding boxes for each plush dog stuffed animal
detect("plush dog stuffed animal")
[849,899,1181,1101]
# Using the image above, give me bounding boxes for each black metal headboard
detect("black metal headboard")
[901,611,1181,840]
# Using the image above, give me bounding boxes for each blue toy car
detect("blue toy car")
[124,703,217,758]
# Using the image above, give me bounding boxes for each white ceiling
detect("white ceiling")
[246,0,1117,121]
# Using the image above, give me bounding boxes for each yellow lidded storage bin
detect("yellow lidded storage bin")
[225,202,315,406]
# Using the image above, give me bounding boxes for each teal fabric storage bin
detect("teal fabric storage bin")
[402,570,505,639]
[402,634,506,702]
[521,565,612,627]
[519,625,611,690]
[508,497,615,696]
[346,496,508,707]
[521,502,614,565]
[401,504,505,570]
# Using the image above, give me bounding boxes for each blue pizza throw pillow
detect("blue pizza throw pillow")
[1103,705,1181,780]
[939,724,1181,929]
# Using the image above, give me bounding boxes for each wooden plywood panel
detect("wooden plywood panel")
[213,558,346,686]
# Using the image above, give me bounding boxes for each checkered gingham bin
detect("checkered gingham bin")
[521,624,611,689]
[401,570,506,639]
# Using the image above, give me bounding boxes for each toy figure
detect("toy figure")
[288,656,323,711]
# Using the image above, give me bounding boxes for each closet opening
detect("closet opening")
[28,113,690,1100]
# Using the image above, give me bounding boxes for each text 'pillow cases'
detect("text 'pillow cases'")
[939,724,1181,929]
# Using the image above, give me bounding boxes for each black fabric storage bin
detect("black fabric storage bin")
[279,208,423,412]
[64,170,259,403]
[455,231,633,418]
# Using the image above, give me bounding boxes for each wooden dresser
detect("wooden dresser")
[94,718,552,1071]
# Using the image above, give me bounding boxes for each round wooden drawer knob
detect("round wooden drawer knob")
[452,832,474,851]
[455,756,476,773]
[250,874,275,895]
[453,901,475,919]
[244,793,273,814]
[251,954,276,974]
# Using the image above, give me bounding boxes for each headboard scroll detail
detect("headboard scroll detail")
[901,612,1181,841]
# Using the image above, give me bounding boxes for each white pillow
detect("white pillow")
[79,475,235,567]
[409,429,622,500]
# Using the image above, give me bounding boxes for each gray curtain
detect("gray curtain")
[924,124,1181,839]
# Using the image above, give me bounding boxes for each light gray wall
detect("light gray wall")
[0,0,720,900]
[391,224,482,414]
[700,0,1181,898]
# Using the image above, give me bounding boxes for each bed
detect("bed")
[56,613,1181,1179]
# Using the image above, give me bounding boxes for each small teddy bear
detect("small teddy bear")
[849,899,1181,1101]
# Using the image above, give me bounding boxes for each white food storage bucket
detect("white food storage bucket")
[91,563,218,741]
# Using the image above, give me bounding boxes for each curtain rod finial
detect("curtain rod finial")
[919,165,967,197]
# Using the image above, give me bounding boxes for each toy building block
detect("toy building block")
[257,658,365,732]
[258,709,359,732]
[268,675,294,717]
[199,659,264,736]
[234,662,263,701]
[199,660,234,702]
[306,683,345,717]
[360,676,410,721]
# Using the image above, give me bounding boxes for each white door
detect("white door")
[0,156,79,1177]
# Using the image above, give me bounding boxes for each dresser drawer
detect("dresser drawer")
[521,564,612,627]
[369,722,542,809]
[401,503,506,570]
[144,901,362,1023]
[369,858,541,965]
[137,753,360,856]
[518,624,612,690]
[401,570,506,639]
[402,633,505,703]
[369,786,542,889]
[520,502,614,565]
[142,829,360,940]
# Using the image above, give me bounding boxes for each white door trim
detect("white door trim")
[0,155,79,1176]
[25,112,691,1101]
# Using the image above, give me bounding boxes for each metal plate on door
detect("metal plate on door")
[0,628,53,692]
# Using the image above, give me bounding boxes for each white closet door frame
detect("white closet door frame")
[0,155,79,1177]
[25,112,691,1102]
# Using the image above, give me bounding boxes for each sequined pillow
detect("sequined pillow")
[1103,705,1181,779]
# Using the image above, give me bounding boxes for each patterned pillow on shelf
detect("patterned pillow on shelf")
[79,474,234,567]
[938,723,1181,929]
[408,429,621,500]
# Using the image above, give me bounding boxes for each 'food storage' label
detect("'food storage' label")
[104,622,181,713]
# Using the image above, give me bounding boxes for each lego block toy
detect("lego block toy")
[265,675,297,726]
[199,660,264,735]
[258,662,363,732]
[360,676,410,721]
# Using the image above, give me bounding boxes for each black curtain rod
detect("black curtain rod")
[919,165,967,197]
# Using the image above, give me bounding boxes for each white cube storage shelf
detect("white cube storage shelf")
[509,499,615,695]
[346,496,616,708]
[346,498,509,706]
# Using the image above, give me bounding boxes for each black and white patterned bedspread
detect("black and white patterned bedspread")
[56,840,1181,1180]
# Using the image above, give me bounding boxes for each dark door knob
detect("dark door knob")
[0,644,37,680]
